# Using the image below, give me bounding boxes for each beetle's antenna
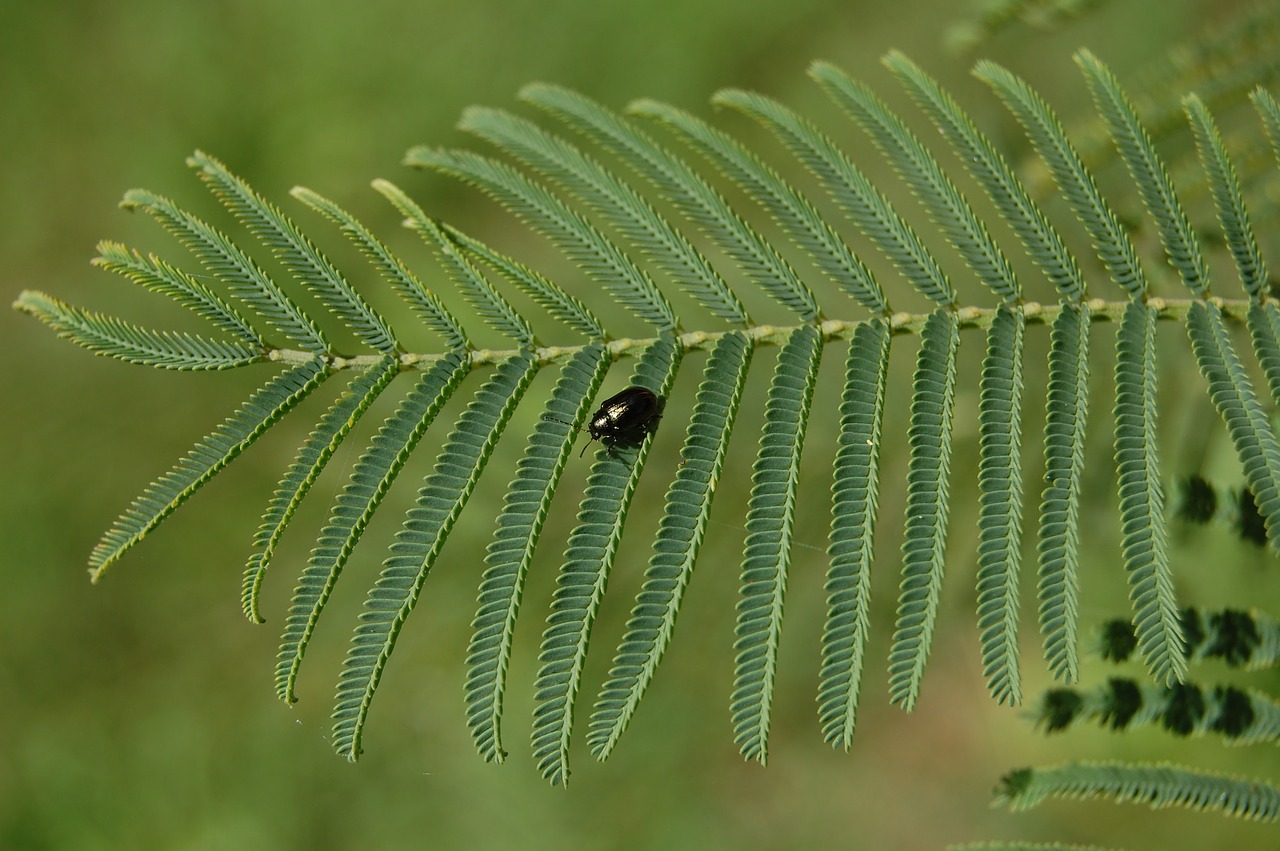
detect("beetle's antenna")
[542,414,590,457]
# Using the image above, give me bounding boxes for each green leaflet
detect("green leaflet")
[819,61,1020,304]
[13,291,263,371]
[405,146,677,331]
[439,223,605,340]
[521,83,816,320]
[975,60,1149,300]
[589,330,754,761]
[807,60,955,306]
[333,350,540,760]
[88,358,329,580]
[189,152,400,353]
[628,98,822,320]
[732,324,824,764]
[976,305,1026,705]
[888,308,960,711]
[704,90,887,314]
[120,188,327,351]
[1038,303,1091,684]
[819,319,890,749]
[1077,51,1208,298]
[301,181,469,351]
[91,241,263,346]
[1114,302,1184,686]
[417,218,535,345]
[1095,606,1280,671]
[1183,95,1268,302]
[531,336,681,785]
[1186,302,1280,549]
[1248,302,1280,408]
[467,342,611,764]
[277,352,470,703]
[458,106,748,326]
[884,51,1084,302]
[242,357,400,624]
[1032,679,1280,746]
[995,761,1280,822]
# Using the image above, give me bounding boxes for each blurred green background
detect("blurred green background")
[4,0,1279,848]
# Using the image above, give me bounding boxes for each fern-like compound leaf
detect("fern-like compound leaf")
[530,338,681,786]
[1034,679,1280,746]
[1114,302,1184,685]
[1097,607,1280,670]
[820,60,1020,304]
[590,330,753,761]
[333,350,539,760]
[1186,301,1280,549]
[1250,87,1280,169]
[1183,95,1268,301]
[976,305,1026,705]
[995,761,1280,822]
[884,51,1085,302]
[13,291,263,371]
[819,318,891,749]
[91,241,263,345]
[704,90,889,314]
[628,99,823,320]
[1038,303,1090,683]
[728,69,955,308]
[277,352,469,703]
[459,106,749,326]
[1077,52,1208,298]
[120,188,327,351]
[732,324,824,764]
[466,342,611,764]
[416,217,534,345]
[889,308,960,710]
[405,146,677,331]
[242,357,399,623]
[437,223,605,340]
[363,181,531,344]
[1247,302,1280,408]
[299,181,469,351]
[88,358,328,580]
[975,61,1149,299]
[188,152,399,353]
[520,83,819,319]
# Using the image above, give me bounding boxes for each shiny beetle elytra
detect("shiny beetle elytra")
[546,386,664,457]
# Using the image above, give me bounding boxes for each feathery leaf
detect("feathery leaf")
[1038,303,1091,683]
[820,318,891,749]
[996,761,1280,822]
[277,352,470,703]
[120,188,327,350]
[732,324,824,763]
[242,357,399,623]
[590,330,753,760]
[333,350,539,760]
[889,308,960,710]
[466,342,612,764]
[975,61,1149,299]
[188,152,399,352]
[89,358,328,580]
[1114,302,1183,685]
[531,337,681,786]
[1076,51,1208,297]
[627,98,823,320]
[976,305,1026,705]
[13,291,263,371]
[405,146,677,330]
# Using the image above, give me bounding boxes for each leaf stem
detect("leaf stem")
[261,296,1253,370]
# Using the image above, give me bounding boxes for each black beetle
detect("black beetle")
[547,386,664,457]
